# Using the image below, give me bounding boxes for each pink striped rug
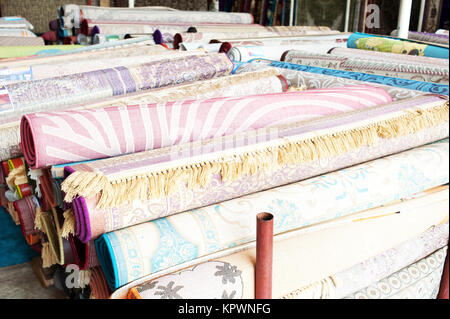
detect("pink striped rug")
[21,85,392,168]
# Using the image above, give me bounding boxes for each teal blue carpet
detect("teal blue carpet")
[0,206,38,268]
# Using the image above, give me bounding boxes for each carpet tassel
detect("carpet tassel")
[34,207,43,231]
[41,242,57,268]
[61,209,75,239]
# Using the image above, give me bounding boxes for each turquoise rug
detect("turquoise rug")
[0,206,38,268]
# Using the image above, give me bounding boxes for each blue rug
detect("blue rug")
[0,206,38,268]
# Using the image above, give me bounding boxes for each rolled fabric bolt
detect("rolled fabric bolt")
[255,212,274,299]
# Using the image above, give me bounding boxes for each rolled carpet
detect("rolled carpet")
[64,94,448,243]
[0,68,283,163]
[81,21,181,37]
[63,36,80,45]
[90,34,123,45]
[234,63,423,101]
[125,186,449,298]
[89,266,112,299]
[59,94,448,238]
[95,139,449,289]
[328,47,450,68]
[13,195,40,246]
[283,206,449,299]
[0,16,34,30]
[79,20,263,37]
[46,68,288,179]
[264,25,340,35]
[0,36,44,47]
[436,29,449,35]
[57,27,76,38]
[0,38,159,70]
[174,28,344,49]
[173,31,276,49]
[38,168,57,209]
[4,158,31,202]
[79,20,260,37]
[227,42,346,62]
[21,85,390,168]
[41,31,58,43]
[248,59,450,95]
[154,24,272,45]
[49,19,59,31]
[344,246,448,299]
[65,235,99,270]
[3,49,206,84]
[331,219,449,299]
[218,33,350,47]
[52,94,449,210]
[391,30,449,45]
[0,40,164,71]
[179,42,224,52]
[0,28,36,38]
[190,25,334,36]
[36,180,51,213]
[174,25,339,48]
[61,5,254,28]
[347,32,449,59]
[281,49,449,84]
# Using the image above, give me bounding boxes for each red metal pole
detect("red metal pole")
[255,212,274,299]
[438,245,449,299]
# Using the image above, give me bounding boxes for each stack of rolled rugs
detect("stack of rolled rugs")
[0,15,81,60]
[49,3,347,49]
[0,14,448,300]
[0,16,46,59]
[0,16,38,44]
